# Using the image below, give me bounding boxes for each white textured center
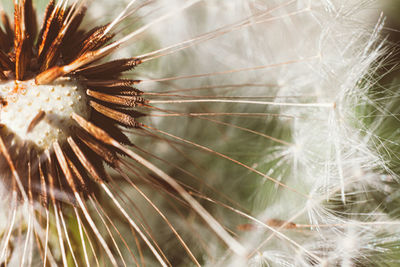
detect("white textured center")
[0,78,89,149]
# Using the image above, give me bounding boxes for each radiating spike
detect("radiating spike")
[90,100,139,127]
[75,58,141,78]
[38,154,49,207]
[66,156,89,194]
[67,137,104,183]
[53,142,77,192]
[14,1,26,80]
[60,6,87,61]
[13,0,36,80]
[72,112,122,145]
[85,79,141,87]
[87,90,145,107]
[25,0,37,41]
[75,131,119,167]
[76,24,114,57]
[44,150,57,205]
[36,0,55,49]
[37,0,66,64]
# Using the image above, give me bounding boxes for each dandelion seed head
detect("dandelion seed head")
[0,0,396,265]
[0,78,88,149]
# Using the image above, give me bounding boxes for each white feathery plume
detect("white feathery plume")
[132,0,399,265]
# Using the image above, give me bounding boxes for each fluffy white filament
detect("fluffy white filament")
[134,0,396,266]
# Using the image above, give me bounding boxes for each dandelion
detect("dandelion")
[0,0,398,266]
